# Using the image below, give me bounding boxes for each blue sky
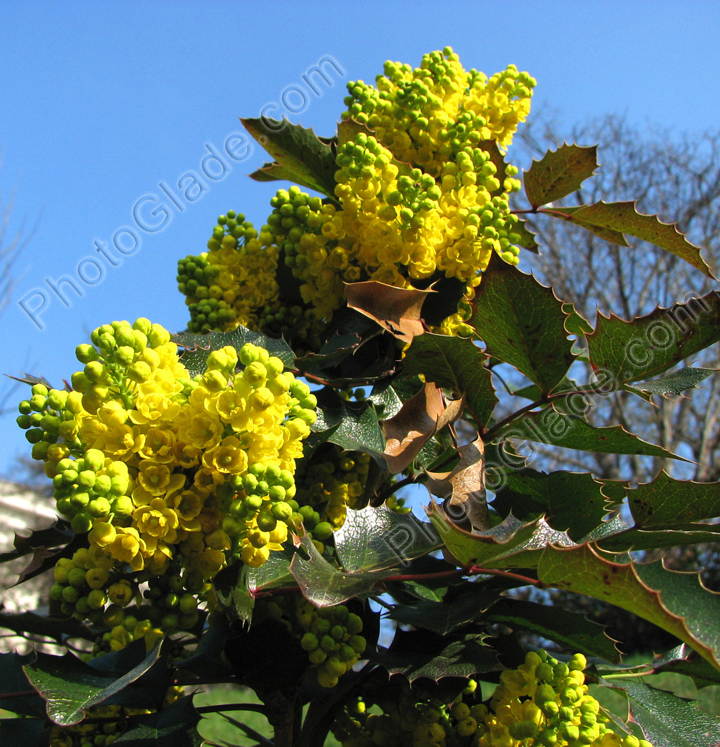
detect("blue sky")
[1,1,720,480]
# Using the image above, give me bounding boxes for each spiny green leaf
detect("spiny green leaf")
[538,546,720,671]
[628,367,717,397]
[470,253,575,395]
[586,290,720,385]
[387,590,500,636]
[607,680,720,747]
[596,524,720,552]
[23,645,162,726]
[374,628,500,683]
[312,389,386,461]
[334,505,441,574]
[548,200,713,276]
[401,333,498,429]
[0,519,73,564]
[0,610,93,643]
[426,504,572,569]
[114,695,203,747]
[242,117,336,198]
[492,469,610,541]
[481,599,621,663]
[563,302,594,336]
[173,328,294,377]
[499,404,688,461]
[628,471,720,526]
[524,143,598,209]
[652,644,720,689]
[290,535,393,607]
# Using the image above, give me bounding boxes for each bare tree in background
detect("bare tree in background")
[513,113,720,483]
[506,114,720,654]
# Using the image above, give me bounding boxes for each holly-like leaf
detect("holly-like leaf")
[553,200,713,275]
[0,610,93,643]
[23,645,162,726]
[401,333,498,429]
[481,599,621,663]
[290,535,393,607]
[173,328,294,377]
[587,291,720,385]
[652,644,720,689]
[607,680,720,747]
[374,628,501,683]
[563,302,594,337]
[492,469,609,541]
[114,695,203,747]
[334,505,441,573]
[628,471,720,527]
[524,143,598,209]
[596,523,720,552]
[470,253,575,394]
[500,404,687,461]
[382,383,463,474]
[337,118,374,147]
[368,382,404,420]
[242,117,336,198]
[387,590,501,636]
[312,388,386,461]
[538,546,720,671]
[425,437,490,531]
[344,281,430,343]
[628,367,717,397]
[426,505,571,569]
[0,519,73,564]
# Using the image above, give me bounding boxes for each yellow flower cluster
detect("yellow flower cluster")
[177,48,534,342]
[177,213,280,334]
[331,651,654,747]
[21,319,316,651]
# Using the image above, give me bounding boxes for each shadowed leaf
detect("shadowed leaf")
[173,328,294,377]
[401,334,498,429]
[470,253,575,394]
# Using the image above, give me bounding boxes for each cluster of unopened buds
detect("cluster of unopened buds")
[331,651,654,747]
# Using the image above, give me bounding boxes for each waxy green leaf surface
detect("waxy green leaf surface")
[470,253,575,394]
[586,291,720,384]
[538,546,720,671]
[549,200,713,275]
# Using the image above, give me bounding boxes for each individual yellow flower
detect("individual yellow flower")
[105,527,146,570]
[202,435,249,474]
[133,498,179,544]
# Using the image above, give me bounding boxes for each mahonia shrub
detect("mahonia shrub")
[10,45,720,747]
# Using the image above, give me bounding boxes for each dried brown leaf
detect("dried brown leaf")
[344,281,431,343]
[382,383,444,473]
[426,437,490,531]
